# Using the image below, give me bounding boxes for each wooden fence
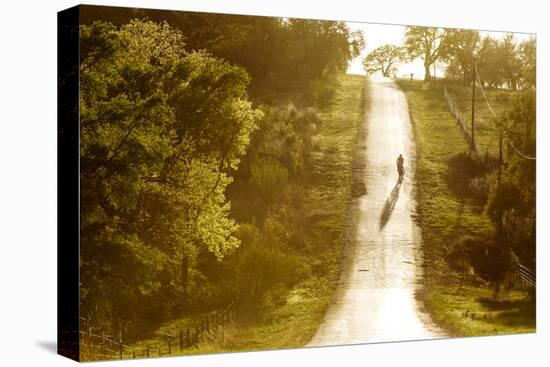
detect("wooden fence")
[79,303,236,361]
[442,86,482,154]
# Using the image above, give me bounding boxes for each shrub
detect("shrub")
[249,157,289,203]
[451,235,518,297]
[485,181,521,222]
[468,174,495,203]
[448,151,496,179]
[235,243,309,322]
[310,77,337,109]
[447,151,497,204]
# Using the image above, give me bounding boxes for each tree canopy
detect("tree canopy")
[404,26,445,81]
[362,44,405,77]
[79,6,364,104]
[401,25,535,89]
[440,29,480,84]
[79,19,263,330]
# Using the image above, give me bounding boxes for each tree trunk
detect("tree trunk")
[424,62,431,81]
[181,255,189,296]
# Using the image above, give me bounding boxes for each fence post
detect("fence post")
[179,330,183,351]
[168,340,171,354]
[101,331,106,356]
[186,328,190,347]
[146,347,150,358]
[119,328,123,359]
[132,350,136,359]
[471,61,476,150]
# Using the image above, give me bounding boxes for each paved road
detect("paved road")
[308,77,444,347]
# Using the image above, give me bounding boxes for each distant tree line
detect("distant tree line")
[363,26,535,90]
[80,6,364,104]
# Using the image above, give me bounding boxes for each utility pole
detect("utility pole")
[470,60,476,150]
[496,126,503,239]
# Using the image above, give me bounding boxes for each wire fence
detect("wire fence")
[79,302,236,361]
[441,81,535,293]
[442,86,483,154]
[473,65,536,161]
[515,263,536,289]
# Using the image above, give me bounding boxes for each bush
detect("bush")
[448,151,496,178]
[251,104,320,177]
[450,235,517,296]
[495,92,510,104]
[235,242,309,322]
[447,151,497,204]
[249,157,289,203]
[310,77,337,109]
[468,174,495,204]
[485,181,521,222]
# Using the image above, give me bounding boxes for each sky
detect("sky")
[345,22,535,78]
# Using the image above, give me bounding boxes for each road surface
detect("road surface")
[308,77,444,347]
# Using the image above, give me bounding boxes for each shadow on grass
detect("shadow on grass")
[477,296,536,329]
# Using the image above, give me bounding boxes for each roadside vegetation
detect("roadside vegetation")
[76,6,367,360]
[151,74,367,355]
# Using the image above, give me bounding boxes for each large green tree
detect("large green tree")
[518,37,536,88]
[476,36,503,88]
[441,29,480,84]
[404,26,445,81]
[362,44,405,77]
[79,20,262,333]
[499,34,522,90]
[476,34,534,90]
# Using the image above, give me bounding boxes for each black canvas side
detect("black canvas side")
[57,4,80,362]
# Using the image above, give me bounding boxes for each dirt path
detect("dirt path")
[308,77,444,347]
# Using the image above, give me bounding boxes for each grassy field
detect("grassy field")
[131,73,368,357]
[396,79,535,337]
[425,285,535,336]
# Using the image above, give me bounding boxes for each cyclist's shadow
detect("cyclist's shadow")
[379,177,403,230]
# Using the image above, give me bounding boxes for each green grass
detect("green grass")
[129,74,367,357]
[438,81,515,156]
[174,283,336,355]
[397,80,493,279]
[396,79,534,336]
[425,285,535,336]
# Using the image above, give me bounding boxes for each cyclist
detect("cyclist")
[396,154,405,179]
